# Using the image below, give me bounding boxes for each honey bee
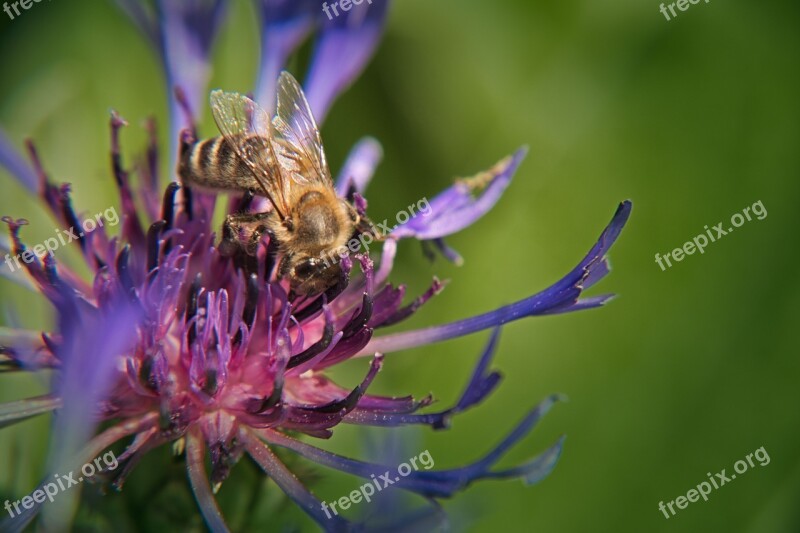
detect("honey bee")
[178,72,376,296]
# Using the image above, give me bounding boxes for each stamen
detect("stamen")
[186,273,203,346]
[341,293,373,339]
[146,220,167,273]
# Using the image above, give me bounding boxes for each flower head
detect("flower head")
[0,1,631,531]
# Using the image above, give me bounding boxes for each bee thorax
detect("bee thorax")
[290,191,347,252]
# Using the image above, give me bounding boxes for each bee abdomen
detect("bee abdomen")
[178,135,270,191]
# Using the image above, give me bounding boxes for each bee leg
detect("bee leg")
[232,247,259,275]
[244,225,267,256]
[345,202,383,242]
[219,212,272,257]
[219,218,240,257]
[264,235,280,281]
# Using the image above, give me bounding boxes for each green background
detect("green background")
[1,0,799,531]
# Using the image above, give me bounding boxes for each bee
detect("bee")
[178,71,376,296]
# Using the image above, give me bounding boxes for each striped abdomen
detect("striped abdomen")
[178,134,274,192]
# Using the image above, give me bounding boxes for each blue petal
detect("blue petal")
[335,137,383,197]
[242,429,353,531]
[149,0,227,170]
[0,233,37,291]
[46,297,142,493]
[429,238,464,266]
[345,328,502,428]
[0,129,38,193]
[255,0,318,109]
[0,327,50,369]
[360,201,632,355]
[305,0,390,122]
[365,499,448,531]
[260,395,564,499]
[392,148,525,242]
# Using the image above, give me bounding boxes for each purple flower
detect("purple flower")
[0,1,632,531]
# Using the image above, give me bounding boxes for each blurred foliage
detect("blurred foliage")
[1,0,799,531]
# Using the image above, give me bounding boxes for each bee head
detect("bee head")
[289,256,343,296]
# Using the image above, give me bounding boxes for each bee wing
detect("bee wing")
[209,90,290,219]
[271,71,334,191]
